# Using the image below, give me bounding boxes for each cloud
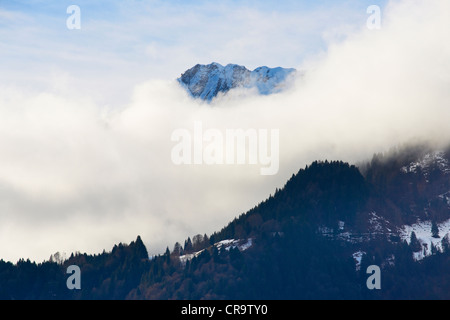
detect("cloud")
[0,0,449,262]
[0,0,373,107]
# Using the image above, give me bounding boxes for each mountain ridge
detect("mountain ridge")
[178,62,296,101]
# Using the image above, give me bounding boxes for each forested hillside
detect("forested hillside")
[1,144,449,300]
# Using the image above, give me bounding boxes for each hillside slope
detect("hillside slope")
[1,144,449,300]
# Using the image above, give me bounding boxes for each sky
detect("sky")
[1,0,387,106]
[0,0,449,262]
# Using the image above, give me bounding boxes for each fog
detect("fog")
[0,0,449,262]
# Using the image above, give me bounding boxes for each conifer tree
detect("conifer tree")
[173,242,183,256]
[135,236,149,259]
[165,247,171,264]
[184,237,193,253]
[442,234,450,253]
[431,221,440,239]
[410,231,422,252]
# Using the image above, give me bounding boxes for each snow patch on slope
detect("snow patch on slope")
[352,251,366,271]
[368,212,393,234]
[401,151,450,178]
[214,238,254,252]
[179,250,204,265]
[179,238,253,265]
[400,219,450,260]
[438,191,450,207]
[319,212,395,244]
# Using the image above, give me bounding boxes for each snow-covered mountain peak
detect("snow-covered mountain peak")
[178,62,296,101]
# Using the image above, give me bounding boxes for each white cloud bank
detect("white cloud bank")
[0,0,449,262]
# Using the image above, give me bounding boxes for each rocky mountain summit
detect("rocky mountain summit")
[178,62,296,101]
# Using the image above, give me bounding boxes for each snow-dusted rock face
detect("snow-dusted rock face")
[178,62,296,101]
[401,151,450,177]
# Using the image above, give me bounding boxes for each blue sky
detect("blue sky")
[1,0,388,104]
